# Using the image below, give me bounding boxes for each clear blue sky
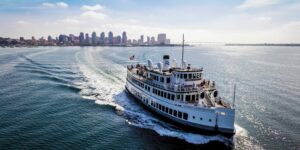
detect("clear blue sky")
[0,0,299,43]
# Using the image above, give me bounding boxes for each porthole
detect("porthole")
[209,119,212,122]
[200,117,203,120]
[192,116,195,119]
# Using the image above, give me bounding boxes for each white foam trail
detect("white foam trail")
[74,49,240,146]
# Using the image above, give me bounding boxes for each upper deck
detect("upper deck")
[126,56,232,109]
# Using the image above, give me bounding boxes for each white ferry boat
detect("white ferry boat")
[125,36,235,135]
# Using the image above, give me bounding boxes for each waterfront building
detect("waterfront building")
[108,31,113,45]
[85,33,90,45]
[100,32,105,45]
[139,35,144,45]
[122,32,127,45]
[151,36,156,45]
[79,32,85,45]
[92,32,97,45]
[157,33,167,45]
[147,36,150,45]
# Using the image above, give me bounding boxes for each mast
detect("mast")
[233,84,236,108]
[181,34,185,68]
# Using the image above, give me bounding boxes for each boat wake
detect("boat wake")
[74,49,249,147]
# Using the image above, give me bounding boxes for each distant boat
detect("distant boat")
[125,35,235,135]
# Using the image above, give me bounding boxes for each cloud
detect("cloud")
[237,0,280,10]
[41,2,68,9]
[81,4,105,11]
[42,2,55,8]
[56,2,69,8]
[16,20,30,25]
[81,11,107,20]
[257,16,271,22]
[59,18,80,24]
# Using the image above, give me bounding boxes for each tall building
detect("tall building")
[85,33,90,45]
[100,32,105,45]
[47,36,52,42]
[92,32,97,45]
[150,36,155,45]
[116,36,121,45]
[79,32,85,45]
[122,32,127,45]
[108,31,113,45]
[139,35,144,45]
[58,34,67,44]
[147,36,150,45]
[157,33,167,45]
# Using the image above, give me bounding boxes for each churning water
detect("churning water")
[0,46,299,149]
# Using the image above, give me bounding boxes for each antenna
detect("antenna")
[181,34,185,68]
[233,84,236,108]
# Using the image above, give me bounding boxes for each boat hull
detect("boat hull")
[125,80,235,136]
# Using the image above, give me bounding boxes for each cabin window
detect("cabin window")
[200,117,203,120]
[156,103,158,108]
[184,74,187,79]
[164,92,166,98]
[209,119,212,122]
[178,112,182,118]
[188,74,192,79]
[177,94,180,100]
[166,77,170,83]
[160,77,164,83]
[183,113,188,120]
[159,104,161,110]
[186,95,191,102]
[169,109,173,115]
[158,90,160,96]
[192,95,195,101]
[171,95,175,100]
[166,107,169,113]
[174,110,178,117]
[162,106,165,111]
[167,93,170,99]
[180,74,183,79]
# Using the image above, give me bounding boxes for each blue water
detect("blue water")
[0,46,299,149]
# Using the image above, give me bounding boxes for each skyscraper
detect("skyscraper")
[122,32,127,45]
[47,35,52,43]
[100,32,105,45]
[92,32,97,45]
[140,35,144,45]
[150,36,155,45]
[79,32,84,45]
[108,31,113,45]
[116,36,121,45]
[157,33,167,45]
[85,33,90,45]
[147,36,150,45]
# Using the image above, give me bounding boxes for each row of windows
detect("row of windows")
[175,73,201,79]
[144,85,151,92]
[132,78,144,89]
[153,88,175,101]
[150,101,188,120]
[150,74,170,83]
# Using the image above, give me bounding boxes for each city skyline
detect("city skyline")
[0,31,172,47]
[0,0,300,43]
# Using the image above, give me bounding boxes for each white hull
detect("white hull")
[125,79,235,134]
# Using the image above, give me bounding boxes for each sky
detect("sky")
[0,0,299,43]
